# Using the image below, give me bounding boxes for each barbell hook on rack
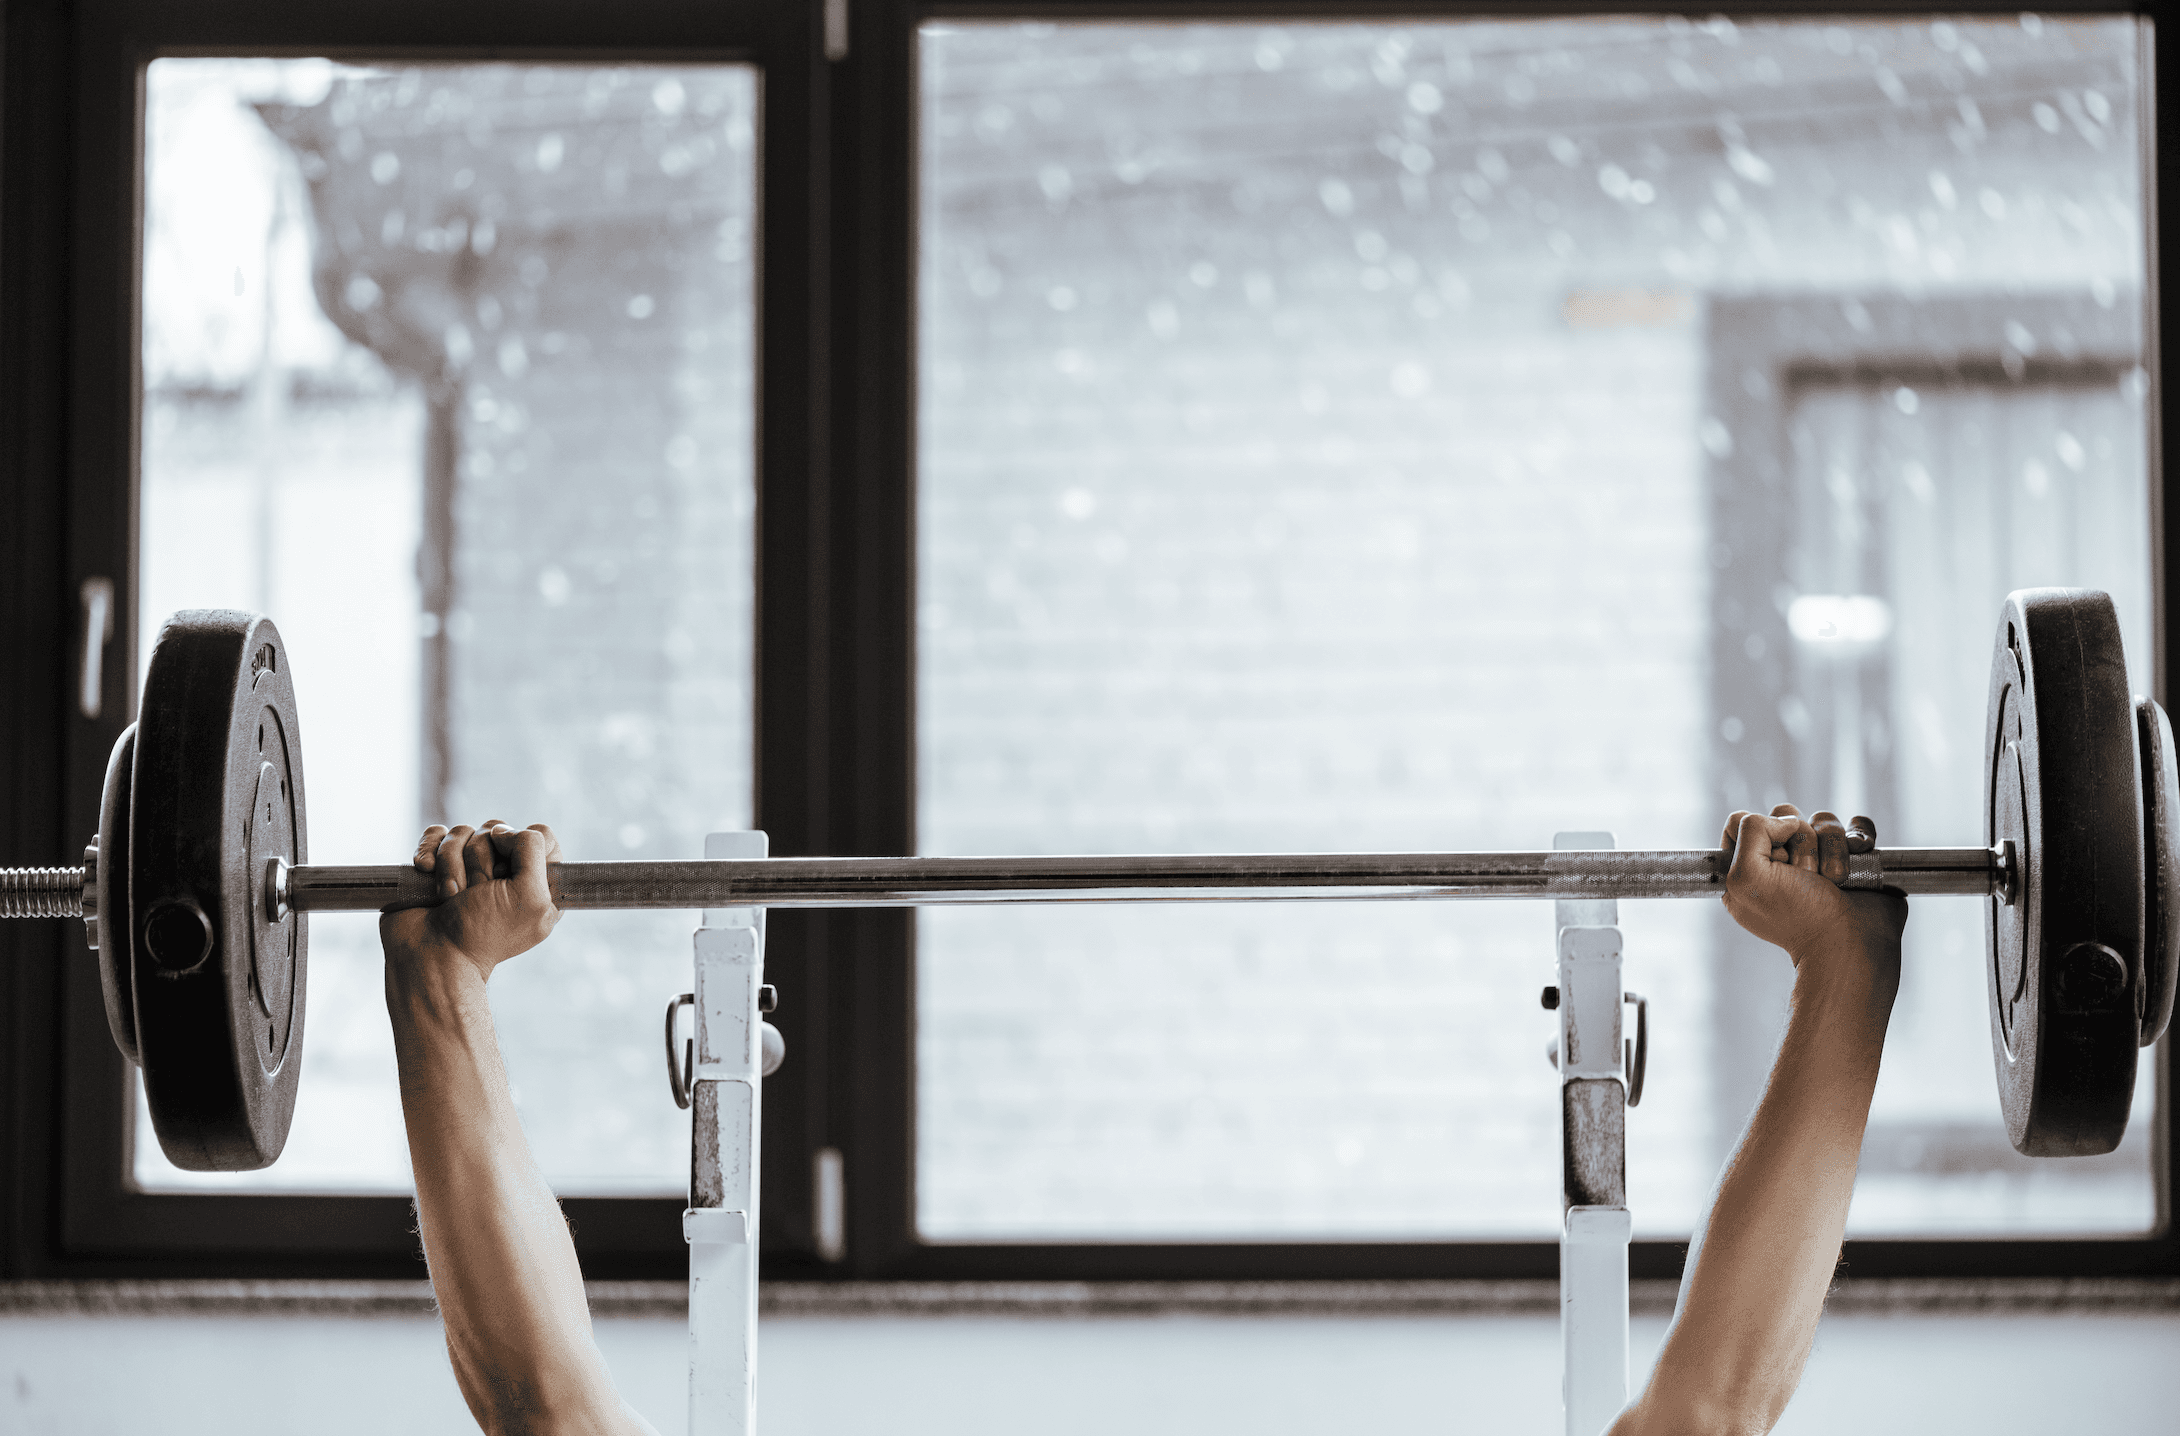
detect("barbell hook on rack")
[665,988,785,1111]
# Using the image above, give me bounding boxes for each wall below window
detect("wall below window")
[4,1300,2174,1434]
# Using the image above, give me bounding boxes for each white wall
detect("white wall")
[4,1307,2175,1435]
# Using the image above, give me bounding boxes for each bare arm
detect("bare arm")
[382,821,656,1436]
[1608,806,1907,1436]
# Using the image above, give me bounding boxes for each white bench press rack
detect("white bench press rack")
[677,829,1650,1436]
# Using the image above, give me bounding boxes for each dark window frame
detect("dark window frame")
[2,0,836,1281]
[832,0,2180,1284]
[1,0,2173,1284]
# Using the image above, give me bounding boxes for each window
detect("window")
[5,2,2172,1284]
[134,57,759,1194]
[913,15,2157,1245]
[1710,296,2156,1235]
[20,0,817,1278]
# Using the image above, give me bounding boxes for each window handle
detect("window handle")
[824,0,848,61]
[79,577,115,720]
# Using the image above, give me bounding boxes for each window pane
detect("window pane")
[136,59,757,1194]
[1791,372,2156,1233]
[916,18,2152,1239]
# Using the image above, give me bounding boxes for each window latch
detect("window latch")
[79,577,115,720]
[824,0,848,61]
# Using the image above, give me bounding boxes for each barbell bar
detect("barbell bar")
[0,590,2173,1173]
[4,843,2008,921]
[285,843,2015,907]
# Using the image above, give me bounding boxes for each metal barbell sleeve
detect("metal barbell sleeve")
[0,866,89,919]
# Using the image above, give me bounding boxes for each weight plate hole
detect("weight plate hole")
[2056,943,2130,1013]
[143,900,213,972]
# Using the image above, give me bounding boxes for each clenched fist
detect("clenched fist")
[380,820,564,986]
[1721,804,1907,994]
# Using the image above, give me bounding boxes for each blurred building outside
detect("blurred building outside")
[916,16,2151,1240]
[137,59,757,1193]
[135,17,2157,1242]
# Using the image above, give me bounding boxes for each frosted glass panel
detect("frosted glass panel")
[135,58,757,1194]
[916,18,2152,1239]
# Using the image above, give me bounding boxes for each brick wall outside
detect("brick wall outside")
[401,69,759,1187]
[913,19,2146,1236]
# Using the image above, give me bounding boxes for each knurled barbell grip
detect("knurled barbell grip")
[265,845,2000,916]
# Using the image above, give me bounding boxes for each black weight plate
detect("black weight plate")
[1984,589,2141,1157]
[2136,698,2179,1048]
[95,723,140,1066]
[132,610,309,1171]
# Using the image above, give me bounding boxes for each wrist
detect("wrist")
[1788,940,1899,1022]
[385,944,492,1024]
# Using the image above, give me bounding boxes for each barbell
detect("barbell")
[2,590,2174,1173]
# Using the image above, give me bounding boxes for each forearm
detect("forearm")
[387,960,630,1434]
[1616,953,1894,1436]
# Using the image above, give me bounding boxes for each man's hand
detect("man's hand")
[380,820,654,1436]
[1721,804,1906,993]
[1611,806,1906,1436]
[380,821,563,986]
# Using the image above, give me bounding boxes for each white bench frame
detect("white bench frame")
[685,831,767,1436]
[680,828,1637,1436]
[1553,831,1633,1436]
